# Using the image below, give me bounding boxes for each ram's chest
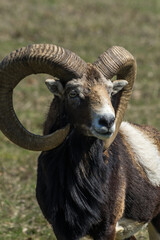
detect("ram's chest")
[116,218,148,239]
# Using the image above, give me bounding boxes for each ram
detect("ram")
[0,44,160,240]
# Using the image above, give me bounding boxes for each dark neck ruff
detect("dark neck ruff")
[37,130,108,239]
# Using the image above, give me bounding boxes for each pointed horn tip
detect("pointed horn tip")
[48,123,70,143]
[23,124,70,152]
[60,124,70,135]
[43,124,70,151]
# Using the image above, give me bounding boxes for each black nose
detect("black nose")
[98,115,115,128]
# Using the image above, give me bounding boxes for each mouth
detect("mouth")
[75,124,115,140]
[91,126,114,139]
[95,129,113,136]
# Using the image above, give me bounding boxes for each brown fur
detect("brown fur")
[90,85,114,113]
[86,64,102,82]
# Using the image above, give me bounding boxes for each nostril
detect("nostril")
[99,117,108,126]
[99,116,115,128]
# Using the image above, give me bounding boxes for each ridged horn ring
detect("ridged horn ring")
[93,46,137,148]
[0,44,87,151]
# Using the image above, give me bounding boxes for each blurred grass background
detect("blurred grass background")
[0,0,160,239]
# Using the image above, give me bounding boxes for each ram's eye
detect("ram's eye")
[69,90,78,98]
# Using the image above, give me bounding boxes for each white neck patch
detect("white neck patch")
[120,122,160,187]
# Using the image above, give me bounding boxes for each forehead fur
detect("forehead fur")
[84,64,113,89]
[66,64,111,90]
[85,64,102,83]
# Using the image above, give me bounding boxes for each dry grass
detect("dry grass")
[0,0,160,239]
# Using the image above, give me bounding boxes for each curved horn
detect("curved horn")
[93,46,137,148]
[0,44,87,151]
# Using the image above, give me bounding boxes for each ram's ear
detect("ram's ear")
[45,79,64,98]
[112,80,128,96]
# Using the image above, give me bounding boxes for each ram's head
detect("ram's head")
[0,44,136,151]
[45,65,128,140]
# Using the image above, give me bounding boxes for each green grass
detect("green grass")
[0,0,160,239]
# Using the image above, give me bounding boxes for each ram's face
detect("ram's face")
[46,66,127,140]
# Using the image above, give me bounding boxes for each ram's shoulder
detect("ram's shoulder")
[119,121,160,151]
